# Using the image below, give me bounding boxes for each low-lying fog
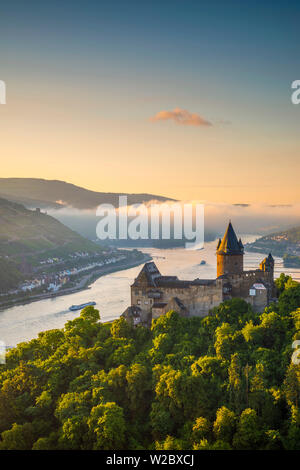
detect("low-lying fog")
[46,201,300,243]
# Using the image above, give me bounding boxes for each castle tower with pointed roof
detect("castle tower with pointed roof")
[216,221,244,277]
[123,221,276,326]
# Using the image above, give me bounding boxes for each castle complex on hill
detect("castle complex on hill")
[123,222,276,326]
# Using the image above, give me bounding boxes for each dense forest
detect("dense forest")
[0,273,299,450]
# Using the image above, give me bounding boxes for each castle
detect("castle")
[123,222,276,326]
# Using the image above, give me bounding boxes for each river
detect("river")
[1,235,300,347]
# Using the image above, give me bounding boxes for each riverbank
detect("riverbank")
[0,253,152,311]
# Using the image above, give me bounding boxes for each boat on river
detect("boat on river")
[69,301,96,311]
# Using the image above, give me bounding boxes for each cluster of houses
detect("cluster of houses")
[39,251,110,266]
[19,273,69,293]
[3,254,127,297]
[269,235,300,255]
[39,257,62,265]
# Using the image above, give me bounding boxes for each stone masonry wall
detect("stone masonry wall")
[131,281,224,319]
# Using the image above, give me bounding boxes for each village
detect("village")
[0,250,133,299]
[18,253,127,294]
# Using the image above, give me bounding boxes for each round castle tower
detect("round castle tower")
[216,222,244,277]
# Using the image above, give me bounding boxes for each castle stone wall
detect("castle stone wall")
[158,284,223,317]
[131,281,224,319]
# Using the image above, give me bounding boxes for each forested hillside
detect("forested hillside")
[0,258,24,292]
[246,226,300,258]
[0,197,103,257]
[0,197,105,291]
[0,275,299,450]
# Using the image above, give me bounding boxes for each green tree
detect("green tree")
[88,402,126,450]
[155,435,184,450]
[233,408,263,450]
[278,283,300,315]
[275,273,292,295]
[150,402,173,440]
[192,417,211,442]
[111,316,133,339]
[249,363,266,414]
[213,407,236,444]
[126,363,151,415]
[0,422,35,450]
[228,354,245,412]
[283,364,300,407]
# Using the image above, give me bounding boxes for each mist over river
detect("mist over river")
[1,236,300,347]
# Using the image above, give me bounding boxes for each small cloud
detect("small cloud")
[267,204,292,208]
[233,204,250,207]
[150,107,212,127]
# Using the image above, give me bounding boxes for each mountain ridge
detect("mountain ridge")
[0,178,175,210]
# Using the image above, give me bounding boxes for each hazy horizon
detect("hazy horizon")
[2,176,300,238]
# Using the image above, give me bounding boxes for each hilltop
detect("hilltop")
[0,197,105,291]
[0,197,104,258]
[0,178,174,210]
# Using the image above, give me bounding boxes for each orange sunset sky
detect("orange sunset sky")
[1,2,299,204]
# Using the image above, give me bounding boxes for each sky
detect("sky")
[0,0,300,204]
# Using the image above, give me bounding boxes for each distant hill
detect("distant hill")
[245,226,300,266]
[0,197,106,291]
[0,197,104,257]
[0,178,175,210]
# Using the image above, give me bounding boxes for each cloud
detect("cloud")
[150,107,212,127]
